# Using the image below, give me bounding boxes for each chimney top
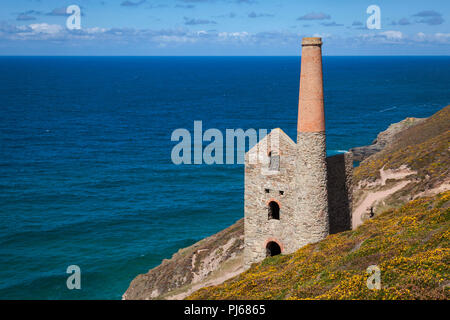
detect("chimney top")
[297,36,325,133]
[302,37,322,46]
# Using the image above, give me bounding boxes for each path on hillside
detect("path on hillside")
[353,167,414,228]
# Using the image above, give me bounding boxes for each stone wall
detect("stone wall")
[244,129,298,268]
[244,130,353,268]
[326,152,353,234]
[294,131,329,244]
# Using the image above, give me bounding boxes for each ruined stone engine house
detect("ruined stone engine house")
[244,38,353,268]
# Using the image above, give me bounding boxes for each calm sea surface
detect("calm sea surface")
[0,56,449,299]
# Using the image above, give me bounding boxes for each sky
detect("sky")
[0,0,449,55]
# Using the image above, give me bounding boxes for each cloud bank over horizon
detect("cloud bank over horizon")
[0,0,449,55]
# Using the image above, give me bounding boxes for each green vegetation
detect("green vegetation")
[187,106,450,300]
[355,105,449,185]
[188,192,450,300]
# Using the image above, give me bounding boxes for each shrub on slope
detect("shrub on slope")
[188,192,450,300]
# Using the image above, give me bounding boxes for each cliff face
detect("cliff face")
[350,117,426,161]
[123,219,244,300]
[353,105,450,227]
[124,105,449,300]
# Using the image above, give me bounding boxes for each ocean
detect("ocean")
[0,56,449,299]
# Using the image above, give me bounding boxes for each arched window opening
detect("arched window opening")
[266,241,281,257]
[268,201,280,220]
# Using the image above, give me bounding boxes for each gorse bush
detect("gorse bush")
[188,191,450,300]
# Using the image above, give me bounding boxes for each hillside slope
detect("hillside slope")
[124,105,449,300]
[123,219,244,300]
[187,106,450,300]
[355,105,449,185]
[353,105,449,226]
[350,117,426,161]
[188,191,450,300]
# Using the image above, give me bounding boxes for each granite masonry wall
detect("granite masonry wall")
[294,131,329,244]
[244,132,353,268]
[244,129,298,268]
[326,152,353,234]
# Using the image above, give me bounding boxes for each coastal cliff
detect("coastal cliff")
[122,218,244,300]
[350,117,426,161]
[123,105,449,300]
[353,105,450,227]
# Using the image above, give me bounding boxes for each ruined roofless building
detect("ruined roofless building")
[244,37,353,268]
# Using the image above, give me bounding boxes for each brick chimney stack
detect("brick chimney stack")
[297,37,325,134]
[295,37,329,244]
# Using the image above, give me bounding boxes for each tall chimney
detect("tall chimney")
[295,37,329,244]
[298,37,325,134]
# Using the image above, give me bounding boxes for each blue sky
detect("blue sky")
[0,0,449,55]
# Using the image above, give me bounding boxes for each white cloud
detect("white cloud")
[434,33,450,42]
[358,30,404,44]
[379,30,403,40]
[312,33,332,39]
[154,35,197,44]
[84,27,108,34]
[412,32,450,44]
[0,20,448,52]
[29,23,63,34]
[218,31,249,39]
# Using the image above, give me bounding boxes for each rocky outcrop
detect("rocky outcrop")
[353,105,449,227]
[350,117,426,161]
[122,219,244,300]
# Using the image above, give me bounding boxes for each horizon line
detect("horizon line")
[1,55,449,57]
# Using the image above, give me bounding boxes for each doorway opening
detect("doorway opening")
[266,241,281,257]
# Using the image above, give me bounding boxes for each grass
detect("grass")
[353,105,449,216]
[355,105,450,185]
[187,191,450,300]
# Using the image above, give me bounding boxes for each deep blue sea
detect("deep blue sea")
[0,56,449,299]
